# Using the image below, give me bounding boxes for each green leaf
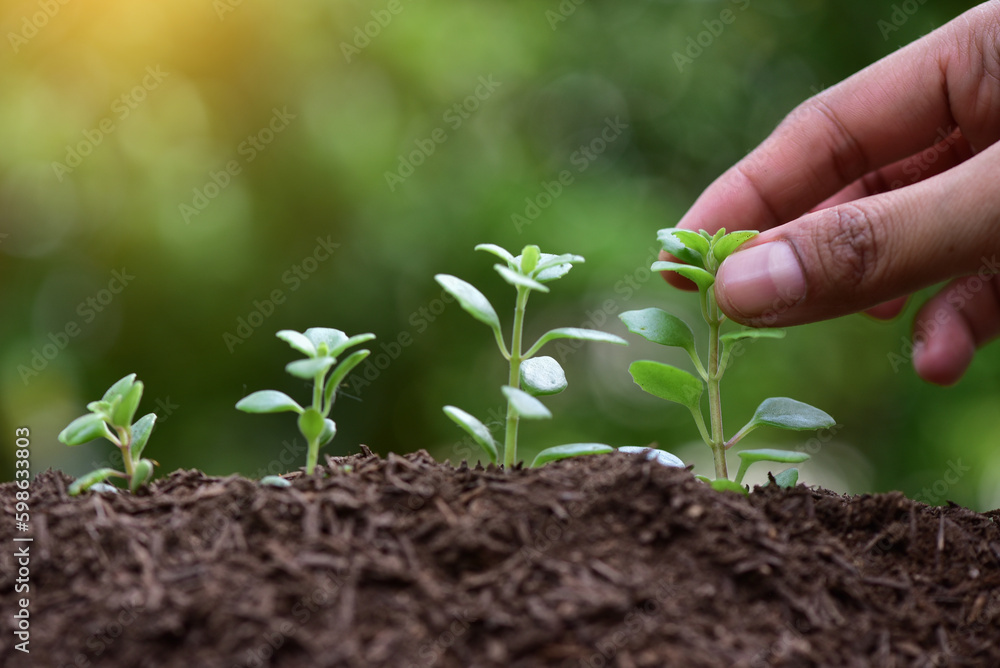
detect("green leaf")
[102,374,137,403]
[303,328,349,356]
[59,413,114,446]
[443,406,498,464]
[532,253,585,280]
[68,469,122,496]
[519,245,541,273]
[720,329,786,344]
[475,243,516,266]
[772,468,799,488]
[709,478,749,496]
[747,397,835,432]
[327,333,376,360]
[520,356,568,396]
[531,443,614,467]
[526,327,627,357]
[434,274,502,332]
[494,264,549,293]
[286,356,336,380]
[657,229,705,268]
[713,230,759,263]
[627,361,704,412]
[737,448,811,465]
[276,330,318,358]
[734,449,810,486]
[501,386,552,420]
[130,413,157,459]
[319,418,337,446]
[525,253,580,282]
[236,390,304,414]
[260,475,291,488]
[619,308,695,354]
[650,261,715,292]
[111,380,143,428]
[130,459,155,493]
[298,408,326,443]
[712,228,726,244]
[324,349,371,407]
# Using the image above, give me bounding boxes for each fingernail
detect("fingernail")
[716,242,806,320]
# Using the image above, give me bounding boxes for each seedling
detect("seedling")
[58,374,158,496]
[236,328,374,475]
[436,244,628,469]
[620,228,835,493]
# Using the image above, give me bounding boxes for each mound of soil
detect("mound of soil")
[2,449,999,667]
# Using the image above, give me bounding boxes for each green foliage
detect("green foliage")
[621,228,836,493]
[237,327,374,475]
[438,243,628,468]
[58,374,158,496]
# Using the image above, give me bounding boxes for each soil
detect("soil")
[2,449,999,668]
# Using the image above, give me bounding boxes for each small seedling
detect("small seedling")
[58,374,158,496]
[620,228,835,493]
[436,244,628,469]
[236,328,374,475]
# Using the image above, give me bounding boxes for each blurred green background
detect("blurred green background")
[2,0,997,510]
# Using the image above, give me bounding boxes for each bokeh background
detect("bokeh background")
[2,0,997,510]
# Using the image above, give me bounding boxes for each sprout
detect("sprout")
[58,374,158,496]
[620,228,836,494]
[237,327,374,475]
[437,244,628,469]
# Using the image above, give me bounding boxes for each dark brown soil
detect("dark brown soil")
[2,449,999,668]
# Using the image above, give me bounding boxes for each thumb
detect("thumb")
[712,144,1000,327]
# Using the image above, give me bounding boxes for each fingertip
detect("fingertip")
[863,297,909,321]
[911,314,975,386]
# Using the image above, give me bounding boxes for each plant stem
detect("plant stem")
[306,437,318,475]
[503,286,530,469]
[116,426,135,478]
[707,291,727,480]
[313,371,324,415]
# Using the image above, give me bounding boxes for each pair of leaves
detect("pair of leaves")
[437,272,628,357]
[59,374,157,457]
[67,455,157,496]
[237,330,374,416]
[658,227,759,269]
[475,243,582,285]
[61,374,146,448]
[703,449,809,496]
[443,386,553,465]
[277,328,375,361]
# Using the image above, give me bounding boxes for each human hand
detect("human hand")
[664,2,1000,386]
